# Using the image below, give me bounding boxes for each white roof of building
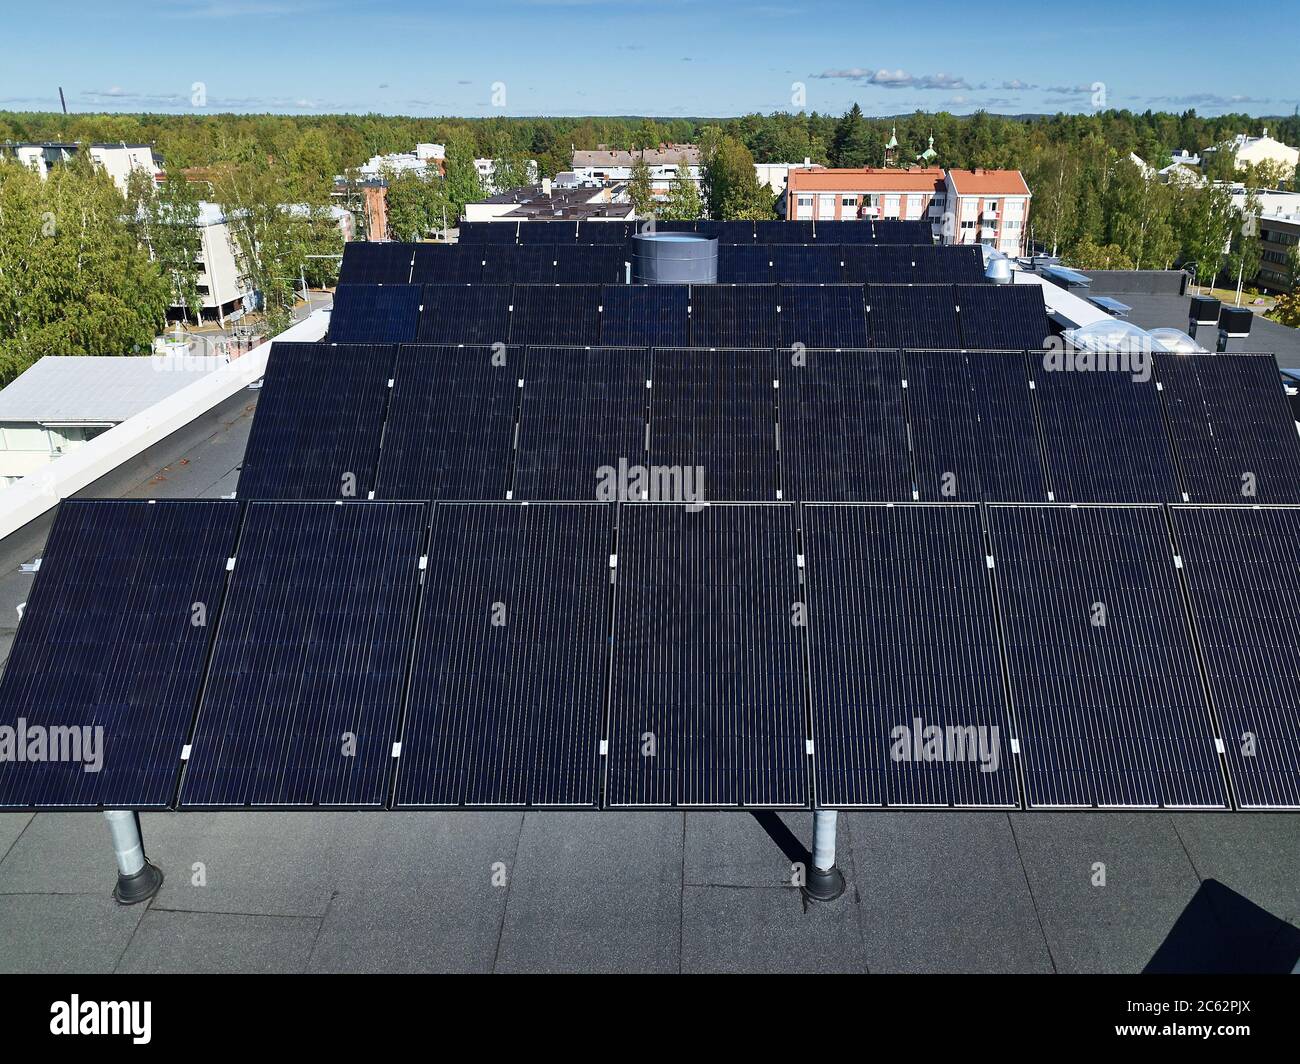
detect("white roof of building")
[0,356,220,424]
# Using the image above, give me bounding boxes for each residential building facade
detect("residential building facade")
[944,169,1032,257]
[1,141,159,193]
[781,166,946,226]
[571,145,702,199]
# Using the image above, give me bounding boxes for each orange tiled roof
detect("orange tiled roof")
[946,169,1030,196]
[786,167,945,193]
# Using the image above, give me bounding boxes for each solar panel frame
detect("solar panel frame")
[757,220,813,244]
[649,347,780,502]
[374,344,522,501]
[411,245,484,284]
[512,346,651,501]
[393,501,613,808]
[517,221,579,245]
[688,284,779,347]
[0,499,241,811]
[417,284,513,345]
[579,221,637,244]
[554,244,625,284]
[329,284,422,343]
[1169,504,1300,809]
[717,243,773,284]
[778,284,869,348]
[1155,353,1300,504]
[598,284,689,346]
[771,245,845,284]
[803,502,1020,808]
[905,349,1049,502]
[913,245,986,283]
[955,284,1052,350]
[339,242,413,285]
[605,501,810,808]
[986,502,1229,810]
[481,245,557,284]
[457,221,519,244]
[179,501,427,809]
[508,285,602,345]
[867,285,961,348]
[1031,355,1182,502]
[778,348,911,501]
[237,342,396,501]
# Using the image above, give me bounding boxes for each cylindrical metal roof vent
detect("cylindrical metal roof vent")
[631,232,717,284]
[985,257,1013,284]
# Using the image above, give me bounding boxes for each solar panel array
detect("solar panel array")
[6,219,1300,821]
[451,218,932,249]
[342,243,982,285]
[236,345,1300,508]
[9,497,1293,811]
[329,283,1050,350]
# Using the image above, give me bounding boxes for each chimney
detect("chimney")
[804,157,811,166]
[542,177,552,197]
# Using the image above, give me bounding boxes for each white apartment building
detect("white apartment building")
[782,166,947,227]
[2,142,159,193]
[1203,129,1299,177]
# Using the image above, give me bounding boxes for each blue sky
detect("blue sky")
[0,0,1292,118]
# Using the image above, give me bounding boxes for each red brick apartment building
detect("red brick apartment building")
[782,165,1032,257]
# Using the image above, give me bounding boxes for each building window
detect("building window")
[841,196,857,207]
[796,196,814,208]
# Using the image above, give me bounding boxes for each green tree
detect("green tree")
[660,157,702,221]
[628,156,655,217]
[443,129,483,224]
[0,159,169,382]
[1270,288,1300,328]
[128,168,205,322]
[829,104,872,168]
[701,134,774,220]
[385,167,447,241]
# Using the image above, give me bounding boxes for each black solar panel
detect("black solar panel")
[697,220,755,243]
[914,245,986,283]
[779,348,910,501]
[778,285,868,348]
[417,284,512,345]
[375,345,521,501]
[803,503,1019,808]
[842,245,896,283]
[238,342,395,501]
[987,504,1228,809]
[481,245,556,284]
[1170,505,1300,808]
[812,220,879,244]
[517,221,578,245]
[772,245,845,283]
[508,285,602,345]
[0,500,240,810]
[579,221,637,244]
[411,245,483,284]
[329,284,421,343]
[393,502,612,807]
[1156,353,1300,503]
[1031,357,1181,502]
[457,221,518,244]
[513,346,650,500]
[905,350,1049,502]
[554,244,625,283]
[598,284,689,346]
[758,220,813,244]
[654,220,697,234]
[868,285,960,348]
[180,501,426,808]
[717,243,772,284]
[605,503,809,807]
[956,284,1051,350]
[339,242,413,285]
[872,219,933,245]
[650,347,779,501]
[689,284,779,347]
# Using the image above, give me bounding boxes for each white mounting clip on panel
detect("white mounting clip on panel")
[181,744,192,761]
[609,554,618,569]
[418,556,428,571]
[226,557,236,572]
[1010,738,1021,755]
[392,742,402,758]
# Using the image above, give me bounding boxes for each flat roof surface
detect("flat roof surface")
[0,356,220,424]
[1088,287,1300,371]
[0,373,1295,973]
